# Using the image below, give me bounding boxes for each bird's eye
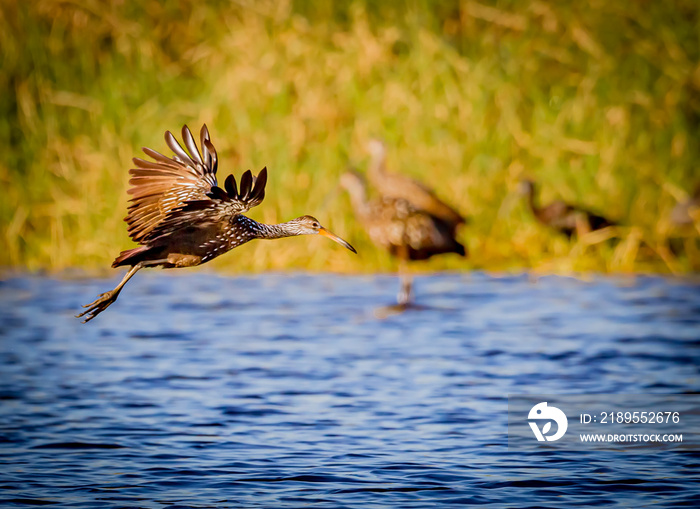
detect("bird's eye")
[312,222,320,228]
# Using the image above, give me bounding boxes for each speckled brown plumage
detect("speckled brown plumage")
[77,125,355,323]
[519,179,615,238]
[355,191,465,262]
[366,139,465,233]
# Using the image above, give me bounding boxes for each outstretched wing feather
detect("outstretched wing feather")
[248,167,267,207]
[181,125,204,166]
[224,174,238,197]
[141,147,180,165]
[202,138,218,177]
[207,186,230,202]
[124,124,268,244]
[239,170,253,200]
[125,125,219,243]
[165,130,195,166]
[200,126,212,168]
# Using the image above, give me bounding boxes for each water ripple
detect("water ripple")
[0,273,698,507]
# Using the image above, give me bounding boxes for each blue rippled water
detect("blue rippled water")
[0,272,699,507]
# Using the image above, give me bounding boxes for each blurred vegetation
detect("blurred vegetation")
[1,0,699,275]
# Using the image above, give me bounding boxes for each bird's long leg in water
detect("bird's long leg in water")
[76,259,168,323]
[397,259,413,307]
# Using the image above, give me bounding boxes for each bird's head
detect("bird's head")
[366,138,386,160]
[286,215,357,253]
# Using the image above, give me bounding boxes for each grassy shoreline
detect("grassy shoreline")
[2,1,698,274]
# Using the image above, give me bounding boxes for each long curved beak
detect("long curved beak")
[319,227,357,254]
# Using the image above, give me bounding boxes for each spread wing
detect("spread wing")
[145,167,267,242]
[126,124,219,243]
[125,124,268,244]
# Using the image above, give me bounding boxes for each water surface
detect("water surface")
[1,272,699,507]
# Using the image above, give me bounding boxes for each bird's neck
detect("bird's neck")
[368,150,386,179]
[246,218,300,239]
[526,186,540,215]
[344,182,372,221]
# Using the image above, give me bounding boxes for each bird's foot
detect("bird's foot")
[76,290,119,323]
[374,302,410,318]
[397,288,412,307]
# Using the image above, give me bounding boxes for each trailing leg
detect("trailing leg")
[77,259,166,323]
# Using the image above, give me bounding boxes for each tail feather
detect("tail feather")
[454,241,467,257]
[112,246,151,268]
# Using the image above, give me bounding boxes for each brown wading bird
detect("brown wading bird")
[340,142,466,307]
[77,125,356,323]
[518,179,615,238]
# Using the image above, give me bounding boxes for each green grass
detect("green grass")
[1,0,699,274]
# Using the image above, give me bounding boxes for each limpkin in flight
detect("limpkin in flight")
[77,125,356,323]
[518,179,615,238]
[341,156,466,308]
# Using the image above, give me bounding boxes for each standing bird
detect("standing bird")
[518,179,615,238]
[340,170,465,307]
[78,125,356,323]
[366,139,466,230]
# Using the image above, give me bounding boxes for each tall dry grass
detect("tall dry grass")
[1,0,698,274]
